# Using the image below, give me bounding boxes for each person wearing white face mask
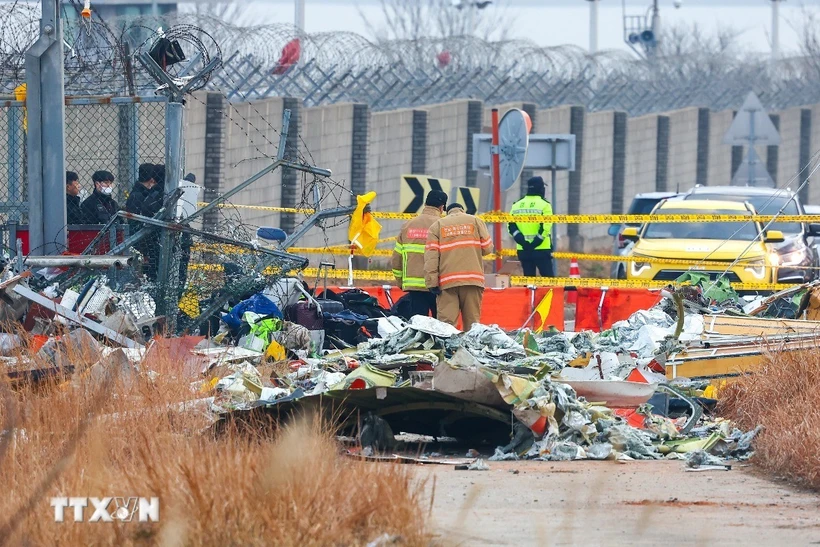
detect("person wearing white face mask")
[81,170,120,224]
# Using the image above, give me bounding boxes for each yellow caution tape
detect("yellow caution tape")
[186,263,792,290]
[510,276,792,291]
[197,202,820,224]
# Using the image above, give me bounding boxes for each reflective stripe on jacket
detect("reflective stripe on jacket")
[391,206,441,291]
[424,209,493,290]
[508,195,553,251]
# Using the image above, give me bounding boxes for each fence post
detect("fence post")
[156,100,184,329]
[25,0,66,255]
[117,102,139,197]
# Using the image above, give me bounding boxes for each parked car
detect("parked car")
[608,192,678,278]
[682,186,820,283]
[623,199,783,285]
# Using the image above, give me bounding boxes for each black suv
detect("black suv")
[682,186,820,283]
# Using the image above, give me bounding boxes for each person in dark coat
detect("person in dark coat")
[65,170,84,225]
[81,170,119,224]
[125,163,162,219]
[126,163,163,282]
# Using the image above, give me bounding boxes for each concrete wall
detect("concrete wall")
[666,107,701,192]
[183,92,207,189]
[777,107,804,191]
[367,107,416,248]
[624,114,659,200]
[424,100,471,187]
[298,103,356,248]
[708,110,734,187]
[581,111,615,244]
[180,96,820,259]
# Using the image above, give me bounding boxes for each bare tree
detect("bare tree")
[790,8,820,79]
[186,2,253,28]
[358,0,516,43]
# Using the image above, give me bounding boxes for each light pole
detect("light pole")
[588,0,599,53]
[295,0,305,33]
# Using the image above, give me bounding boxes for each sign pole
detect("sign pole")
[491,108,502,273]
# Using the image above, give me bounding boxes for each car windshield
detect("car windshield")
[642,208,760,241]
[626,198,666,226]
[690,193,801,234]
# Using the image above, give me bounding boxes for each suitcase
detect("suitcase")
[315,262,345,314]
[284,301,324,330]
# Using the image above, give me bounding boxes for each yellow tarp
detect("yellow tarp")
[348,191,381,257]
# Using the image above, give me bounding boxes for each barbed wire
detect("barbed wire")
[5,5,820,114]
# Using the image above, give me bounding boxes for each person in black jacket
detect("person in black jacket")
[65,171,84,225]
[125,163,162,219]
[126,163,163,282]
[81,170,119,224]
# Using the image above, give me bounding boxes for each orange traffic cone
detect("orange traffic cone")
[567,257,580,304]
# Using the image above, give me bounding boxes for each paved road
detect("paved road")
[416,460,820,546]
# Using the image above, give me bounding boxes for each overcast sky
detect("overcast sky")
[186,0,818,56]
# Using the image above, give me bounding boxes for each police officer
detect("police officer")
[508,176,554,277]
[81,170,119,224]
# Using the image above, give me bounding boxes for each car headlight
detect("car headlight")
[778,248,805,266]
[630,257,651,276]
[744,259,766,279]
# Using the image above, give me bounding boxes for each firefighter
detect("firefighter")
[424,202,493,331]
[391,190,447,318]
[508,176,554,277]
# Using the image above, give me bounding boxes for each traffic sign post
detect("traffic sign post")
[491,109,503,272]
[723,92,781,187]
[473,127,576,276]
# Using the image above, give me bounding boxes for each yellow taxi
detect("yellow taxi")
[623,199,783,284]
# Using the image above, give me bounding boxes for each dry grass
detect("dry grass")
[0,344,429,546]
[719,347,820,491]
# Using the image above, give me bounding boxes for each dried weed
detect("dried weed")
[0,352,429,546]
[719,346,820,491]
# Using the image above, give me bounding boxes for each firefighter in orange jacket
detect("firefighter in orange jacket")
[391,190,447,318]
[424,202,493,331]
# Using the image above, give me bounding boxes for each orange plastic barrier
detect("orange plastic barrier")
[574,287,662,332]
[324,285,564,331]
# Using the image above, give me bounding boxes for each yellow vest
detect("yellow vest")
[509,196,553,251]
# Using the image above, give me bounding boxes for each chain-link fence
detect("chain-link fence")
[65,97,166,209]
[0,101,27,225]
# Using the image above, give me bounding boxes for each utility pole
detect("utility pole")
[25,0,66,256]
[771,0,780,63]
[295,0,305,32]
[588,0,599,53]
[650,0,660,58]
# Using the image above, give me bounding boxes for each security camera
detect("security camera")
[673,0,682,8]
